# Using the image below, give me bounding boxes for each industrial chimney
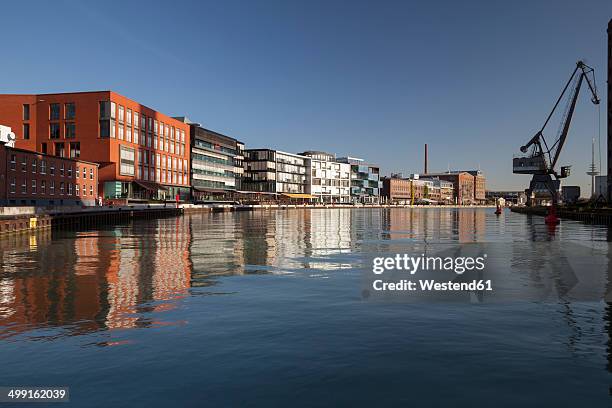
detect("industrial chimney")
[424,144,428,174]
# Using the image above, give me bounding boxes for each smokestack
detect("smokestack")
[424,143,428,174]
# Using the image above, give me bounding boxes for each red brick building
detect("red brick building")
[0,91,190,201]
[0,144,98,206]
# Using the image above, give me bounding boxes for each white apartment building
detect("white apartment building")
[300,151,351,203]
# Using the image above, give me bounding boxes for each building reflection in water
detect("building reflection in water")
[0,217,192,338]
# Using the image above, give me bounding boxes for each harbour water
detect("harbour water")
[1,208,611,407]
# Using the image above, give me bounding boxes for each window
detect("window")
[21,179,26,194]
[82,184,86,195]
[40,160,46,174]
[76,184,79,196]
[55,143,65,157]
[41,180,46,193]
[76,166,80,178]
[126,128,132,143]
[90,168,93,180]
[50,123,60,139]
[50,103,60,120]
[65,103,75,120]
[89,185,93,196]
[50,180,55,195]
[70,142,80,158]
[10,154,16,171]
[31,180,36,194]
[41,143,47,154]
[110,102,116,119]
[154,120,159,134]
[60,163,65,176]
[100,101,110,119]
[68,166,72,178]
[10,178,15,193]
[21,156,26,172]
[110,121,116,138]
[127,109,132,126]
[65,122,76,139]
[60,182,65,195]
[141,115,146,129]
[50,162,55,175]
[23,123,30,140]
[23,104,30,120]
[32,159,37,173]
[134,112,139,128]
[100,120,110,138]
[68,183,73,196]
[118,126,124,140]
[118,105,124,123]
[148,117,152,131]
[119,145,135,176]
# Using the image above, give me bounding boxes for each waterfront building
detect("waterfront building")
[0,91,190,201]
[0,144,99,206]
[424,170,485,205]
[485,191,527,205]
[336,157,381,204]
[243,149,311,199]
[175,118,244,202]
[381,176,412,203]
[299,151,351,203]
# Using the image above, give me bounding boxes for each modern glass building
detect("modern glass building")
[337,156,381,204]
[299,151,351,203]
[177,118,244,202]
[243,149,310,197]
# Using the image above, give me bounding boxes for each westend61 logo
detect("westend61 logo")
[372,254,487,275]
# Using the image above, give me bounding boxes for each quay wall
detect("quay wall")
[510,206,612,226]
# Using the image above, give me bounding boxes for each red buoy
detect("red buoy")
[545,206,560,225]
[495,204,502,215]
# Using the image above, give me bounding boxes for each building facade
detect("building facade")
[381,176,412,203]
[0,91,190,201]
[424,170,485,205]
[337,157,381,204]
[178,118,244,202]
[243,149,310,197]
[300,151,350,203]
[608,19,612,202]
[0,145,98,206]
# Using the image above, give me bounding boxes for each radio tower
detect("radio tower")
[587,137,599,197]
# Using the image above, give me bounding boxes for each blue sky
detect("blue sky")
[1,0,610,192]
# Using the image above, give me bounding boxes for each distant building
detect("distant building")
[0,144,99,206]
[337,157,381,204]
[299,151,351,203]
[176,118,244,202]
[485,191,527,205]
[595,175,607,198]
[561,186,581,204]
[381,176,412,203]
[243,149,310,198]
[422,170,485,205]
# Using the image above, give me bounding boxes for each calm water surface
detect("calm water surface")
[1,208,611,407]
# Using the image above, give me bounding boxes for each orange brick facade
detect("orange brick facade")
[0,91,190,201]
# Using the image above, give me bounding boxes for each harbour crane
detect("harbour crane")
[513,60,600,214]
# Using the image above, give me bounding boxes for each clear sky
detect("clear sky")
[1,0,611,193]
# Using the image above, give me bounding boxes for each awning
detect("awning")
[134,181,167,192]
[281,193,314,199]
[192,186,232,193]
